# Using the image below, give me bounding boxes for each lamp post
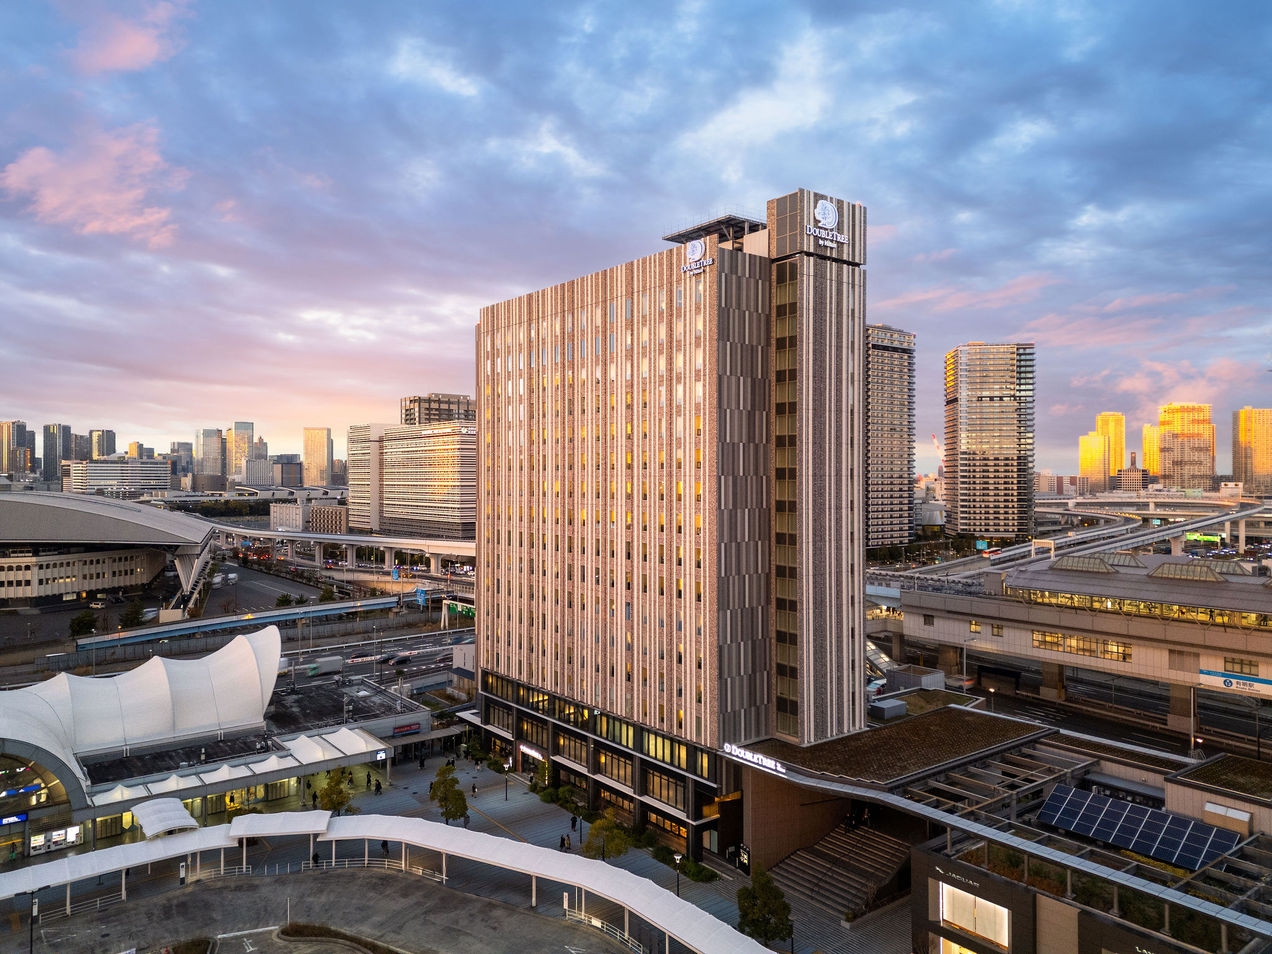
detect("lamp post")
[673,852,682,897]
[988,687,996,712]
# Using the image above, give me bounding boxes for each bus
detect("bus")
[982,547,1002,559]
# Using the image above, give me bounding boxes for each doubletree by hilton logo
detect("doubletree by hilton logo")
[681,238,714,275]
[814,199,838,230]
[807,197,851,249]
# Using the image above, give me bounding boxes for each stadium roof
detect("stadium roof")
[0,491,215,548]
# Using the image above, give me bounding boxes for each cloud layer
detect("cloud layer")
[0,1,1268,471]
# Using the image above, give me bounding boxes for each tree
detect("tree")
[429,764,468,825]
[69,610,97,638]
[119,600,145,628]
[737,869,792,946]
[580,809,634,862]
[319,585,337,603]
[276,593,294,607]
[316,769,358,816]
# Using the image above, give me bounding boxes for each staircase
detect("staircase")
[769,823,911,921]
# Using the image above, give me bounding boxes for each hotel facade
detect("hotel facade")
[475,190,867,857]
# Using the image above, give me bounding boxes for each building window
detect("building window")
[969,620,981,634]
[923,614,934,627]
[939,881,1009,950]
[1224,656,1258,676]
[991,623,1004,637]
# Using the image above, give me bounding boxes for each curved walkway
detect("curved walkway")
[1,807,763,954]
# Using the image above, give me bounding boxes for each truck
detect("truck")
[306,655,344,677]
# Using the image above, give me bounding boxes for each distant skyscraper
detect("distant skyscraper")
[400,393,477,426]
[194,428,225,478]
[1097,412,1125,479]
[303,427,333,486]
[89,428,116,459]
[347,422,476,538]
[1078,412,1124,493]
[1155,403,1215,490]
[0,421,27,474]
[864,324,916,547]
[943,342,1036,538]
[168,441,194,476]
[1233,406,1272,494]
[42,424,71,481]
[225,422,254,478]
[1142,424,1160,477]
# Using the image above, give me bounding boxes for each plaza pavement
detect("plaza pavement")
[4,754,914,954]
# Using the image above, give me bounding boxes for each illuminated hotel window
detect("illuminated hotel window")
[939,882,1008,950]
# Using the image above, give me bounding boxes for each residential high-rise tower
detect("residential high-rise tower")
[1155,403,1215,491]
[864,324,916,547]
[1232,406,1272,495]
[1078,412,1125,493]
[400,393,476,426]
[943,342,1036,538]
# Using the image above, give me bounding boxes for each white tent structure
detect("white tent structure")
[0,627,281,804]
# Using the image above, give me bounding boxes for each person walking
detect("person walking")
[374,778,383,795]
[381,840,389,857]
[471,782,477,796]
[366,771,372,790]
[570,814,577,831]
[559,835,566,851]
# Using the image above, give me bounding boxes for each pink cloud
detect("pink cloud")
[912,247,956,263]
[1019,313,1166,349]
[873,272,1058,312]
[1,122,188,247]
[61,0,189,74]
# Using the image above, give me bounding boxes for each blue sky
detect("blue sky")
[1,1,1268,472]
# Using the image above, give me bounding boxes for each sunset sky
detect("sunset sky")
[1,1,1268,473]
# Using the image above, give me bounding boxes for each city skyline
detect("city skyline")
[1,2,1269,470]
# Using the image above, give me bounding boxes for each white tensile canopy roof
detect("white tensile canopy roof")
[131,797,199,838]
[0,626,281,787]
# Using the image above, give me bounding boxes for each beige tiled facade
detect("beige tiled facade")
[476,190,867,853]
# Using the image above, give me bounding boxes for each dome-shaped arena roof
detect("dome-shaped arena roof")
[0,492,214,547]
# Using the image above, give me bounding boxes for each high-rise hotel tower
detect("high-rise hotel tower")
[476,190,866,854]
[944,342,1036,539]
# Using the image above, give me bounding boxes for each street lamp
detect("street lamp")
[988,687,996,712]
[673,852,682,897]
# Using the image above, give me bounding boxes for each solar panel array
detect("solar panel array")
[1038,784,1241,871]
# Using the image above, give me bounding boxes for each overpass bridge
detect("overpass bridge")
[214,526,475,573]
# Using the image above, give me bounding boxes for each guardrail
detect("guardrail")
[40,890,126,923]
[565,907,645,953]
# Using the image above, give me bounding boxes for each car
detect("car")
[89,601,107,610]
[866,678,887,697]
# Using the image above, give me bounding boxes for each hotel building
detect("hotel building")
[943,341,1036,539]
[863,324,916,548]
[475,189,867,857]
[347,422,476,539]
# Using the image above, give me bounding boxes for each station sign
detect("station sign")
[1200,669,1272,698]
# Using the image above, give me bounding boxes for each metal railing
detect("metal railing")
[40,891,126,923]
[564,907,645,953]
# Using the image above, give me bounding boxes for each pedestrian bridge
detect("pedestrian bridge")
[0,807,764,954]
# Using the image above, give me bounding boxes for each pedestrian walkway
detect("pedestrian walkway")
[356,754,914,954]
[5,749,915,954]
